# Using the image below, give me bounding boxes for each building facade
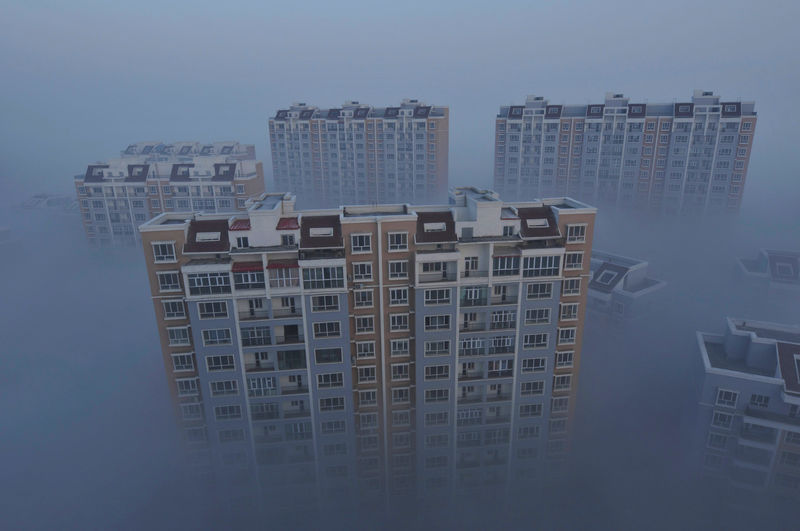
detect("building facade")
[139,187,595,507]
[695,318,800,499]
[268,99,449,208]
[494,90,757,215]
[74,141,265,246]
[587,250,666,318]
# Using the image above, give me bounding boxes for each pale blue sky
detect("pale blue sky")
[2,0,799,212]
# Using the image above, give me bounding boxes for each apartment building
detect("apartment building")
[268,99,449,208]
[695,318,800,499]
[738,249,800,292]
[587,250,666,318]
[494,90,757,215]
[139,186,595,507]
[74,141,265,246]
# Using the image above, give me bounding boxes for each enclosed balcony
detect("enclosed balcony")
[458,362,484,380]
[419,261,458,283]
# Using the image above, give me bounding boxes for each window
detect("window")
[560,303,579,321]
[233,271,264,290]
[162,300,185,319]
[168,327,191,346]
[562,278,581,296]
[188,272,231,295]
[518,425,540,439]
[424,288,450,305]
[356,341,375,359]
[527,282,552,299]
[749,394,770,408]
[302,266,344,289]
[391,339,410,356]
[315,348,342,364]
[392,410,411,427]
[247,376,276,397]
[566,224,587,243]
[424,340,450,356]
[707,433,727,450]
[564,252,583,270]
[235,236,249,248]
[152,242,176,263]
[206,355,235,371]
[390,313,409,331]
[502,225,515,237]
[553,374,572,391]
[556,351,574,368]
[358,366,376,383]
[281,234,295,246]
[715,389,738,408]
[389,288,408,306]
[522,357,546,373]
[157,272,181,292]
[321,420,346,434]
[388,232,408,251]
[181,403,203,421]
[425,315,450,331]
[176,378,199,396]
[523,256,560,277]
[240,326,269,347]
[493,256,520,276]
[425,389,449,403]
[521,381,544,396]
[523,333,548,349]
[171,353,194,372]
[391,363,410,381]
[525,308,550,325]
[351,234,372,253]
[424,411,449,426]
[319,397,345,412]
[354,289,373,308]
[313,321,341,338]
[426,434,449,448]
[215,405,242,421]
[355,316,374,334]
[520,404,543,417]
[392,388,410,404]
[388,260,408,279]
[359,389,377,406]
[711,411,734,429]
[210,380,238,396]
[425,365,449,380]
[311,295,339,312]
[198,301,227,319]
[360,413,378,430]
[785,432,800,446]
[352,262,373,281]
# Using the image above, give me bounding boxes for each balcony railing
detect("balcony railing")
[487,369,514,379]
[486,392,512,402]
[460,270,489,279]
[283,409,311,419]
[487,345,514,355]
[458,347,486,357]
[489,321,516,330]
[269,277,300,288]
[245,361,275,372]
[490,295,518,306]
[459,371,484,381]
[241,336,271,347]
[458,395,483,404]
[239,310,270,321]
[280,385,309,395]
[419,271,457,283]
[275,334,304,345]
[484,415,511,424]
[460,322,488,332]
[461,298,488,307]
[272,307,302,318]
[251,410,279,421]
[299,249,345,260]
[234,282,265,291]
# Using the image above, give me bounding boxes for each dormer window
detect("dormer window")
[310,227,333,237]
[678,105,691,113]
[775,262,795,278]
[724,104,738,113]
[196,232,221,242]
[526,218,548,229]
[596,271,617,285]
[424,222,446,232]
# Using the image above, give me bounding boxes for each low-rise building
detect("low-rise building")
[587,250,665,318]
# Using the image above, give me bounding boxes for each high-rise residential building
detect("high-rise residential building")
[695,317,800,499]
[139,186,595,506]
[268,99,449,208]
[494,90,757,215]
[587,250,665,318]
[74,141,265,246]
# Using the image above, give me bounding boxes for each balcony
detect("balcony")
[239,309,270,321]
[458,347,486,357]
[490,295,518,306]
[251,410,279,421]
[269,277,300,289]
[283,409,312,419]
[245,361,275,372]
[420,271,457,283]
[461,298,488,308]
[254,434,282,444]
[235,282,266,291]
[275,334,304,345]
[272,307,302,319]
[460,270,489,279]
[485,415,511,424]
[489,321,516,330]
[299,249,345,260]
[459,370,484,381]
[241,336,271,347]
[460,322,488,332]
[458,394,483,404]
[486,392,512,402]
[280,385,309,395]
[487,369,513,379]
[487,345,514,355]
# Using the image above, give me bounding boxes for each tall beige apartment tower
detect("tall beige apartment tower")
[138,187,595,508]
[268,99,449,208]
[493,90,757,215]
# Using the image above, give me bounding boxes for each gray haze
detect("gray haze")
[2,1,800,529]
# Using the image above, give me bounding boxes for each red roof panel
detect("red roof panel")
[232,261,263,273]
[230,219,251,231]
[277,217,300,230]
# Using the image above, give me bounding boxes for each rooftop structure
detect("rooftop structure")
[587,250,666,317]
[738,249,800,291]
[494,90,757,215]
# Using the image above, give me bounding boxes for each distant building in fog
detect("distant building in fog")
[587,250,665,318]
[493,90,757,215]
[694,317,800,499]
[74,141,265,246]
[138,186,595,507]
[738,249,800,291]
[268,99,449,208]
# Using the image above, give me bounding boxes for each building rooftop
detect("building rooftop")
[739,249,800,286]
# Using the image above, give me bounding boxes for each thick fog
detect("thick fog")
[2,1,800,529]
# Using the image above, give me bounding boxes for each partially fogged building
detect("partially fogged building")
[695,318,800,499]
[738,249,800,292]
[587,250,666,318]
[494,91,757,215]
[268,99,449,208]
[138,187,595,507]
[74,141,265,246]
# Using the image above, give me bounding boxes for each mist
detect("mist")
[2,0,800,529]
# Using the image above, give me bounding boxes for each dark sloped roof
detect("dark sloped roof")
[767,252,799,283]
[125,164,149,182]
[212,163,237,181]
[517,207,560,239]
[299,215,342,249]
[183,219,230,253]
[170,163,194,182]
[777,342,800,395]
[589,262,629,293]
[416,211,456,243]
[84,165,109,183]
